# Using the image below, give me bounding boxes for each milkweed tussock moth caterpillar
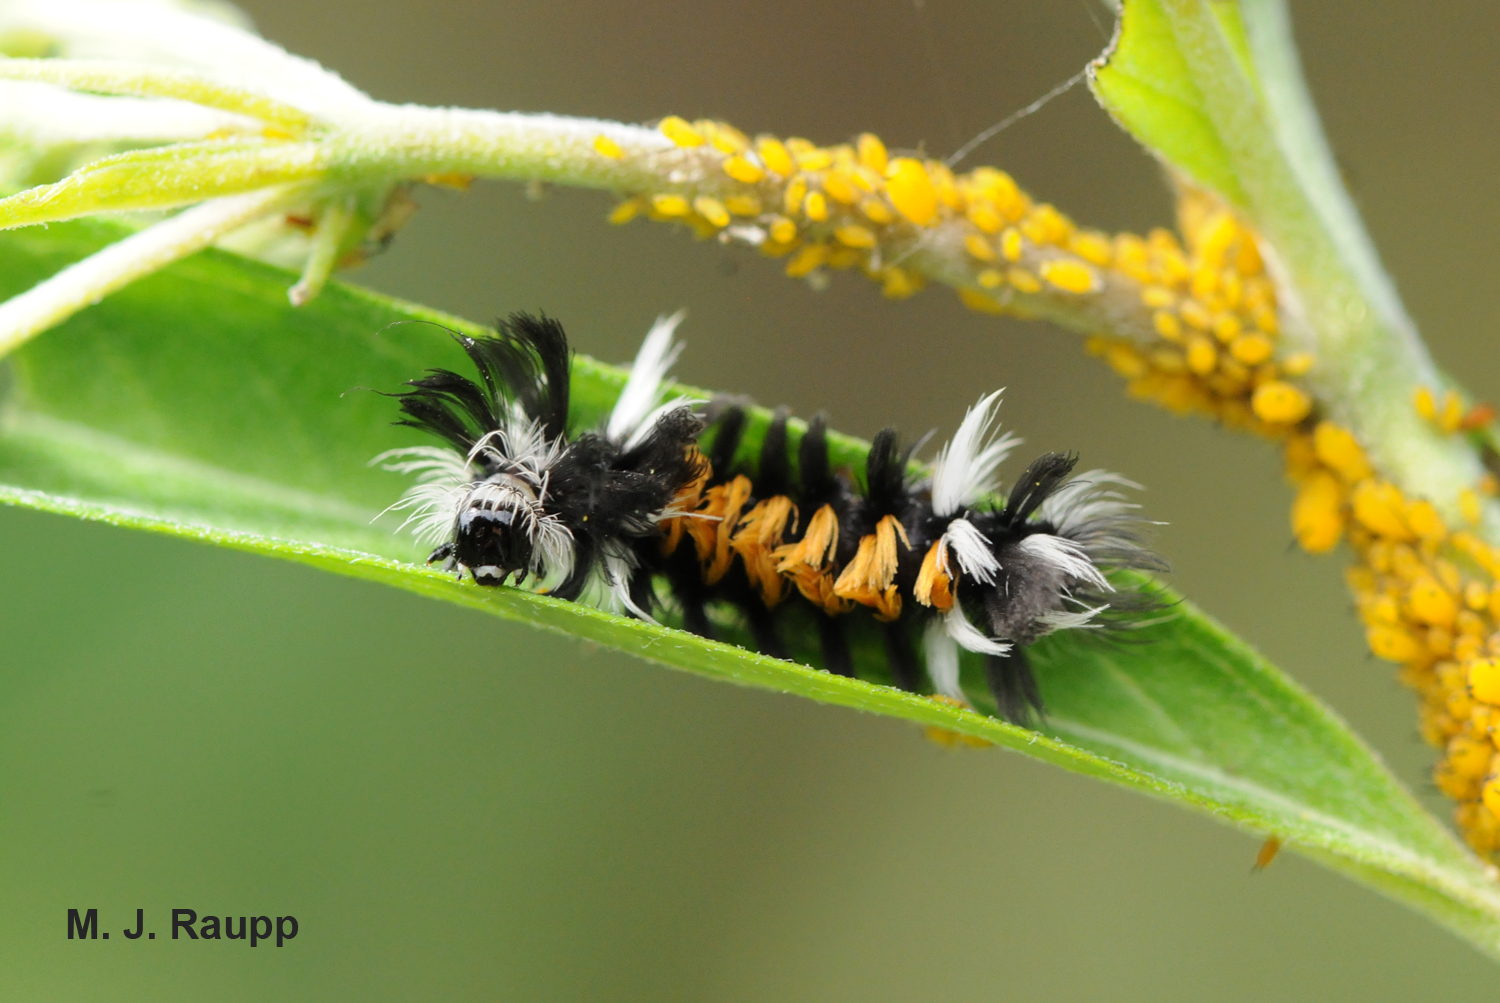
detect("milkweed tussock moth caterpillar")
[376,313,1167,725]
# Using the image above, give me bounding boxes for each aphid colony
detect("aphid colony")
[377,312,1165,723]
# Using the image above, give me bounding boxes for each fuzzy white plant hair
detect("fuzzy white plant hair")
[929,390,1020,517]
[606,310,702,450]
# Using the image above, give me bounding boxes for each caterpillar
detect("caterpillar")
[376,312,1166,723]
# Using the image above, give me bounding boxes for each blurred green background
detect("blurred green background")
[3,0,1499,998]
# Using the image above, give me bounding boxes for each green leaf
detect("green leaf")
[4,218,1500,957]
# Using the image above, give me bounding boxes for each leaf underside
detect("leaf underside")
[2,218,1498,957]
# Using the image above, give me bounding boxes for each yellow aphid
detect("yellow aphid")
[1282,353,1314,376]
[756,137,795,177]
[1292,471,1344,553]
[1211,313,1243,343]
[1312,422,1373,483]
[1440,391,1465,434]
[1470,659,1500,704]
[1483,777,1500,822]
[1179,299,1212,331]
[1000,228,1023,263]
[592,134,625,159]
[1007,268,1041,294]
[707,121,749,153]
[827,246,862,270]
[722,155,765,184]
[976,269,1004,289]
[803,191,829,222]
[1101,344,1147,379]
[967,201,1004,234]
[1408,576,1458,628]
[834,224,876,249]
[861,198,895,224]
[1190,265,1217,302]
[965,234,997,262]
[785,243,828,278]
[1142,285,1176,309]
[724,195,762,216]
[792,145,832,172]
[1195,212,1239,269]
[959,287,1006,314]
[972,168,1024,219]
[1153,310,1183,342]
[1250,380,1312,424]
[1466,581,1490,611]
[1040,259,1097,294]
[607,198,644,225]
[650,193,692,217]
[1021,204,1073,245]
[784,175,808,215]
[1230,332,1274,366]
[1414,386,1438,421]
[1449,735,1494,779]
[822,170,861,205]
[1186,336,1217,376]
[885,158,938,226]
[659,115,704,147]
[1368,624,1423,663]
[882,267,921,299]
[927,161,963,210]
[768,216,797,244]
[1351,481,1416,541]
[1405,499,1447,544]
[857,132,888,173]
[1460,488,1484,525]
[1070,231,1113,266]
[693,196,730,228]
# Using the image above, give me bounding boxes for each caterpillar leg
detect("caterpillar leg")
[817,614,854,678]
[985,647,1043,725]
[883,619,922,692]
[745,602,790,661]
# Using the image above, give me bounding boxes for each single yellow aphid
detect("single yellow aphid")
[885,158,938,227]
[882,267,920,299]
[607,198,643,225]
[1229,332,1274,365]
[803,191,829,222]
[768,216,797,244]
[967,201,1004,235]
[1460,488,1484,526]
[861,198,895,224]
[724,195,762,217]
[964,234,997,262]
[1312,422,1373,483]
[1282,353,1315,377]
[834,224,876,249]
[1404,499,1447,544]
[1414,385,1438,421]
[650,193,692,217]
[1465,580,1490,611]
[1470,659,1500,704]
[784,176,809,216]
[659,115,704,147]
[1368,624,1423,663]
[756,137,795,177]
[1000,228,1023,263]
[1153,310,1183,342]
[1351,481,1415,541]
[958,287,1006,314]
[1070,231,1113,266]
[1186,336,1217,376]
[1440,391,1466,434]
[785,243,828,278]
[1250,381,1312,424]
[722,155,765,184]
[693,196,730,228]
[1039,259,1097,294]
[1292,472,1344,553]
[1408,576,1458,627]
[1141,285,1176,309]
[1007,268,1041,294]
[976,269,1004,289]
[592,134,625,159]
[822,170,861,205]
[857,132,888,174]
[1179,299,1212,331]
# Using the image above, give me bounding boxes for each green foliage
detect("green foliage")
[3,218,1499,954]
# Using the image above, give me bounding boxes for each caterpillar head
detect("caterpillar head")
[450,477,549,585]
